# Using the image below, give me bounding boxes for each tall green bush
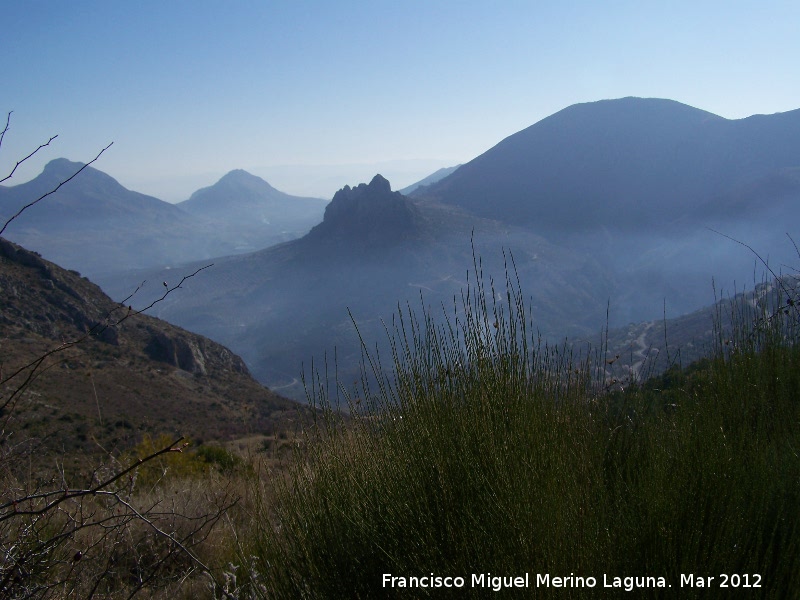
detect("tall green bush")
[250,261,799,598]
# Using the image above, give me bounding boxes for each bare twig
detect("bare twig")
[0,436,232,596]
[1,122,226,597]
[709,228,800,321]
[0,262,213,414]
[1,112,60,185]
[0,437,187,518]
[0,111,12,153]
[1,141,113,236]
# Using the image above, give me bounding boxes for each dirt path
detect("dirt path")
[628,321,658,379]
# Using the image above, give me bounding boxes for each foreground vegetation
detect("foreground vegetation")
[3,261,798,598]
[246,264,799,598]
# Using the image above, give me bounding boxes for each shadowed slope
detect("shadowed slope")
[0,237,304,468]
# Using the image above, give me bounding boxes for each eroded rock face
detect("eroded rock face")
[144,332,206,375]
[306,174,427,250]
[1,236,304,458]
[142,329,252,376]
[1,237,253,377]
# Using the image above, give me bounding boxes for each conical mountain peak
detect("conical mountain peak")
[42,158,85,177]
[216,169,277,190]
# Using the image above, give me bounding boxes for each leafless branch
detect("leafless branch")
[1,141,113,236]
[133,263,215,311]
[0,262,213,416]
[1,112,62,187]
[0,437,187,518]
[0,111,12,153]
[709,228,800,324]
[1,436,232,597]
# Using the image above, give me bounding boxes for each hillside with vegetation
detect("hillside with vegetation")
[0,237,308,597]
[0,238,304,465]
[242,259,799,598]
[1,99,798,597]
[3,235,798,597]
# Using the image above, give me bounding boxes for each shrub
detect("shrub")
[250,257,800,598]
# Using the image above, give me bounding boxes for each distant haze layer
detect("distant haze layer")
[114,159,458,203]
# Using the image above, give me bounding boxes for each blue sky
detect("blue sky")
[2,1,799,200]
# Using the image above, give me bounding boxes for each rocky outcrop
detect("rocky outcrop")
[1,236,302,453]
[1,237,255,378]
[305,174,427,251]
[143,328,250,376]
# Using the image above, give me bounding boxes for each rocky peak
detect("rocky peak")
[304,174,426,251]
[40,159,116,189]
[216,169,276,191]
[42,158,84,177]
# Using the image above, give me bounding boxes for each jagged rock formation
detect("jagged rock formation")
[305,174,428,253]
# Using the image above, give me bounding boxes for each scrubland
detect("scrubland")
[3,262,798,599]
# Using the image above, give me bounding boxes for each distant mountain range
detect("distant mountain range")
[0,237,303,466]
[177,169,326,250]
[98,174,613,398]
[398,165,460,195]
[3,97,799,400]
[0,161,327,279]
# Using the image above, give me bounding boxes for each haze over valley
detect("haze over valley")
[3,97,799,399]
[4,4,800,594]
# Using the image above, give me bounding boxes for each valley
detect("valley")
[3,97,799,402]
[2,95,799,598]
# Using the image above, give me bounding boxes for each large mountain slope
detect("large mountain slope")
[0,237,303,464]
[104,175,613,399]
[414,97,800,234]
[415,97,800,324]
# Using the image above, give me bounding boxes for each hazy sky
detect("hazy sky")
[2,1,798,200]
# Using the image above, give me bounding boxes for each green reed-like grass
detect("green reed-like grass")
[249,262,799,598]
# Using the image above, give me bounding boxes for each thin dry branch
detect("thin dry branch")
[0,262,213,415]
[0,437,187,518]
[709,228,800,321]
[0,111,12,153]
[1,436,232,596]
[0,141,113,236]
[0,114,59,186]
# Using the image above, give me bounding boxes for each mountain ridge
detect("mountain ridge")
[1,158,188,224]
[415,97,800,234]
[6,97,800,402]
[0,236,304,467]
[0,161,328,277]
